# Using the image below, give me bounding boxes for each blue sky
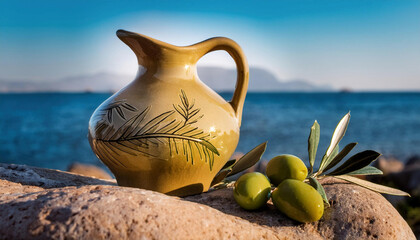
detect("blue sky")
[1,0,419,90]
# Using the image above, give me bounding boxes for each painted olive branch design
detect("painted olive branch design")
[93,90,219,170]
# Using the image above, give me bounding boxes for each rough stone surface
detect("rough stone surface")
[0,163,415,240]
[67,162,113,180]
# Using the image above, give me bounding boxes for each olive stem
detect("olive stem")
[312,171,323,178]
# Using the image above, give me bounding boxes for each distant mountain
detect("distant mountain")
[198,67,333,92]
[0,72,132,93]
[0,67,333,93]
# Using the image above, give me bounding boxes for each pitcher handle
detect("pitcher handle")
[192,37,249,127]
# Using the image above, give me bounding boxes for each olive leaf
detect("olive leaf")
[322,142,358,173]
[328,150,381,176]
[210,159,236,187]
[345,166,383,175]
[308,120,320,173]
[331,145,340,158]
[221,159,237,170]
[319,112,350,172]
[227,142,267,177]
[316,145,339,175]
[335,175,410,196]
[210,142,267,187]
[308,177,330,207]
[210,170,232,187]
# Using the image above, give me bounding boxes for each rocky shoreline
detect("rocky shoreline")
[0,162,415,239]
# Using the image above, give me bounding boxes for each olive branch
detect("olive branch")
[210,113,410,202]
[306,112,409,206]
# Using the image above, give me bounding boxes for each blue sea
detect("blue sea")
[1,92,419,172]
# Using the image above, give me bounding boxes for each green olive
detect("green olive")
[265,154,308,186]
[233,172,271,210]
[271,179,324,223]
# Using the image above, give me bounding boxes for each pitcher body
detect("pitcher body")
[88,30,248,196]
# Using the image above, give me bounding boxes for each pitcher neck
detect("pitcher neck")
[135,64,198,80]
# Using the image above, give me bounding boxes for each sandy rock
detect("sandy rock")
[0,163,415,240]
[0,163,115,189]
[67,162,113,180]
[187,178,415,240]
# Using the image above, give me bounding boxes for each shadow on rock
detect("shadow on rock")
[184,187,298,228]
[0,163,116,189]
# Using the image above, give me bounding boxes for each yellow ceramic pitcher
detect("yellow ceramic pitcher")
[88,29,249,196]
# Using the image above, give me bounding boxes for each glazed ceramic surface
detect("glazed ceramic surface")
[88,29,249,196]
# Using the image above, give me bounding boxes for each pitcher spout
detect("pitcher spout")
[116,29,163,67]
